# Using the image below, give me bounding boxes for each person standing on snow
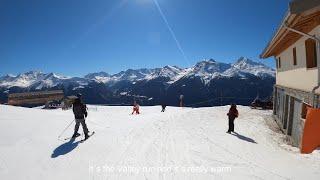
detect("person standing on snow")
[227,104,239,134]
[161,103,166,112]
[131,101,140,115]
[72,93,90,139]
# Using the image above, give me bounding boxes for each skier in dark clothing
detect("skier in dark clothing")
[72,93,89,139]
[161,104,166,112]
[227,104,239,134]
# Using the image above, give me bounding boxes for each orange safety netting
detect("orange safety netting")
[301,107,320,154]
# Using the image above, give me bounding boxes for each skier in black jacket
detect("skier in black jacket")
[72,93,89,139]
[161,103,166,112]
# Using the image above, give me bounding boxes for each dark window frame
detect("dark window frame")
[293,47,297,66]
[305,38,317,69]
[278,57,281,69]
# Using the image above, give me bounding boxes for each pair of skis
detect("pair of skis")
[64,131,95,142]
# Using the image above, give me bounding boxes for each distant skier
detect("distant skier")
[227,104,239,134]
[179,95,184,107]
[132,101,140,115]
[72,93,89,139]
[161,103,166,112]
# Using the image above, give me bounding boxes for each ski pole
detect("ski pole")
[58,119,75,139]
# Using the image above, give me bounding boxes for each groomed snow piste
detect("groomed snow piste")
[0,105,319,180]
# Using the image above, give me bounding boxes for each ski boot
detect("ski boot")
[72,132,81,138]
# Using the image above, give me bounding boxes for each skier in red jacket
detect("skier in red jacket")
[227,104,239,134]
[132,101,140,115]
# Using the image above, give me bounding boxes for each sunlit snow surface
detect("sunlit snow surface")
[0,105,318,180]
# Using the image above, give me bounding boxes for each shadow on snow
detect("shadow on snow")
[232,132,257,144]
[51,139,79,158]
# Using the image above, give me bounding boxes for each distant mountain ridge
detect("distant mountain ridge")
[0,57,275,106]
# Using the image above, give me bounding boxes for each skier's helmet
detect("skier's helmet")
[76,93,82,98]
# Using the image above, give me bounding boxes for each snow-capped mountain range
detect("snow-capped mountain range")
[0,57,274,89]
[0,57,275,106]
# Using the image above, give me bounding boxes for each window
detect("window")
[278,57,281,69]
[293,47,297,66]
[276,57,281,69]
[305,38,317,68]
[301,103,312,119]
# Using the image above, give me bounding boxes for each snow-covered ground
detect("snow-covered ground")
[0,105,319,180]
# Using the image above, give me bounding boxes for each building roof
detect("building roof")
[260,0,320,59]
[9,90,64,98]
[66,95,78,99]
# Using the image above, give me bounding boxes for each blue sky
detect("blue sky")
[0,0,289,77]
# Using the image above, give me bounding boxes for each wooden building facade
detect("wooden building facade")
[8,90,64,107]
[261,0,320,147]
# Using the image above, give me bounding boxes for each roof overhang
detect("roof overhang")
[290,0,320,14]
[260,0,320,59]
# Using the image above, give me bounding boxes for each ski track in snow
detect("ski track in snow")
[0,105,319,180]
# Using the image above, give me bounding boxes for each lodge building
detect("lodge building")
[8,90,64,107]
[260,0,320,147]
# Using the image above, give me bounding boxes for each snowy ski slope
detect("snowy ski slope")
[0,105,319,180]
